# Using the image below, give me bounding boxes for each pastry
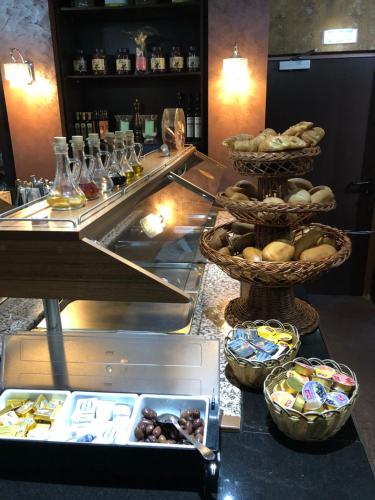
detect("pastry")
[224,186,243,197]
[233,138,256,152]
[258,135,307,152]
[301,127,325,146]
[262,128,277,136]
[282,121,314,137]
[222,134,253,149]
[231,222,255,235]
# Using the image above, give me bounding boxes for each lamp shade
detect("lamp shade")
[223,56,248,80]
[4,62,33,87]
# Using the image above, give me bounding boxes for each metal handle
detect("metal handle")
[173,421,216,461]
[345,179,373,195]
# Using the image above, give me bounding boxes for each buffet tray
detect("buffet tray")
[0,331,221,495]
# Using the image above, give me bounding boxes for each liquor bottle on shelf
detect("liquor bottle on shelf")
[99,110,109,140]
[80,111,87,139]
[73,49,88,75]
[150,46,165,73]
[194,94,201,141]
[186,95,194,142]
[169,46,184,72]
[74,112,82,136]
[86,112,94,135]
[47,137,86,211]
[135,46,147,74]
[87,133,114,193]
[187,46,200,72]
[177,91,184,110]
[116,48,131,75]
[92,48,107,75]
[133,99,143,143]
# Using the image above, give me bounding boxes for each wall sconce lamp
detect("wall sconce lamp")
[3,48,35,87]
[222,43,250,97]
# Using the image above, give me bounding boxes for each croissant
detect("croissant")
[262,128,277,136]
[223,133,254,150]
[301,127,325,146]
[258,135,307,152]
[282,121,313,137]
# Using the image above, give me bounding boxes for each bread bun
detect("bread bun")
[310,186,334,203]
[263,196,285,205]
[288,178,313,192]
[262,241,295,262]
[287,189,311,204]
[243,247,263,262]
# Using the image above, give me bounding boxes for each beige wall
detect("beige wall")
[0,0,62,181]
[270,0,375,55]
[208,0,270,185]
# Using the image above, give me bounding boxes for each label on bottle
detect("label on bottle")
[73,58,87,73]
[187,55,200,70]
[92,58,105,72]
[150,57,165,71]
[136,55,147,72]
[116,58,131,72]
[194,116,201,139]
[170,56,184,70]
[187,117,194,139]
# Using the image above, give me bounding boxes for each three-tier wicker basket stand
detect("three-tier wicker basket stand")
[200,146,352,335]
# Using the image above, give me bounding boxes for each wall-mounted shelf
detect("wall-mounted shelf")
[66,72,200,80]
[60,2,199,20]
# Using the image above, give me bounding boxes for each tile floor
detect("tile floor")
[310,294,375,477]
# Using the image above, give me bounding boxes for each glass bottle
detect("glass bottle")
[133,98,143,143]
[150,46,165,73]
[186,95,194,141]
[92,48,107,75]
[125,130,143,176]
[187,46,200,72]
[87,134,114,193]
[194,93,201,140]
[71,136,100,200]
[116,48,131,75]
[47,137,86,210]
[73,49,88,74]
[169,46,184,72]
[135,46,147,73]
[105,131,134,185]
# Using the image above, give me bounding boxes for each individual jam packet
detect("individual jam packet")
[228,337,255,358]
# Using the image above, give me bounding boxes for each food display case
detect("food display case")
[0,146,226,495]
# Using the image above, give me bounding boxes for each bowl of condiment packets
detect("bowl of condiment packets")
[263,357,359,441]
[224,319,301,389]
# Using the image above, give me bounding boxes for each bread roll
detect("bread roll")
[224,186,243,197]
[310,186,334,203]
[293,228,322,260]
[231,222,255,235]
[301,127,325,146]
[222,134,253,149]
[263,196,285,205]
[218,246,231,256]
[230,192,249,202]
[288,178,313,192]
[299,244,337,261]
[233,138,255,152]
[235,180,258,198]
[243,247,262,262]
[282,121,314,136]
[287,189,311,204]
[262,241,295,262]
[229,232,255,253]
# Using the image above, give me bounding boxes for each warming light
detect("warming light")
[140,213,167,238]
[222,43,249,97]
[3,48,35,88]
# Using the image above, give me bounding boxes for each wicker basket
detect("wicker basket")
[216,193,336,227]
[229,147,321,178]
[224,319,300,389]
[263,357,359,441]
[200,222,351,287]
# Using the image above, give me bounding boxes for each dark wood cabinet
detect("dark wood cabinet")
[48,0,207,152]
